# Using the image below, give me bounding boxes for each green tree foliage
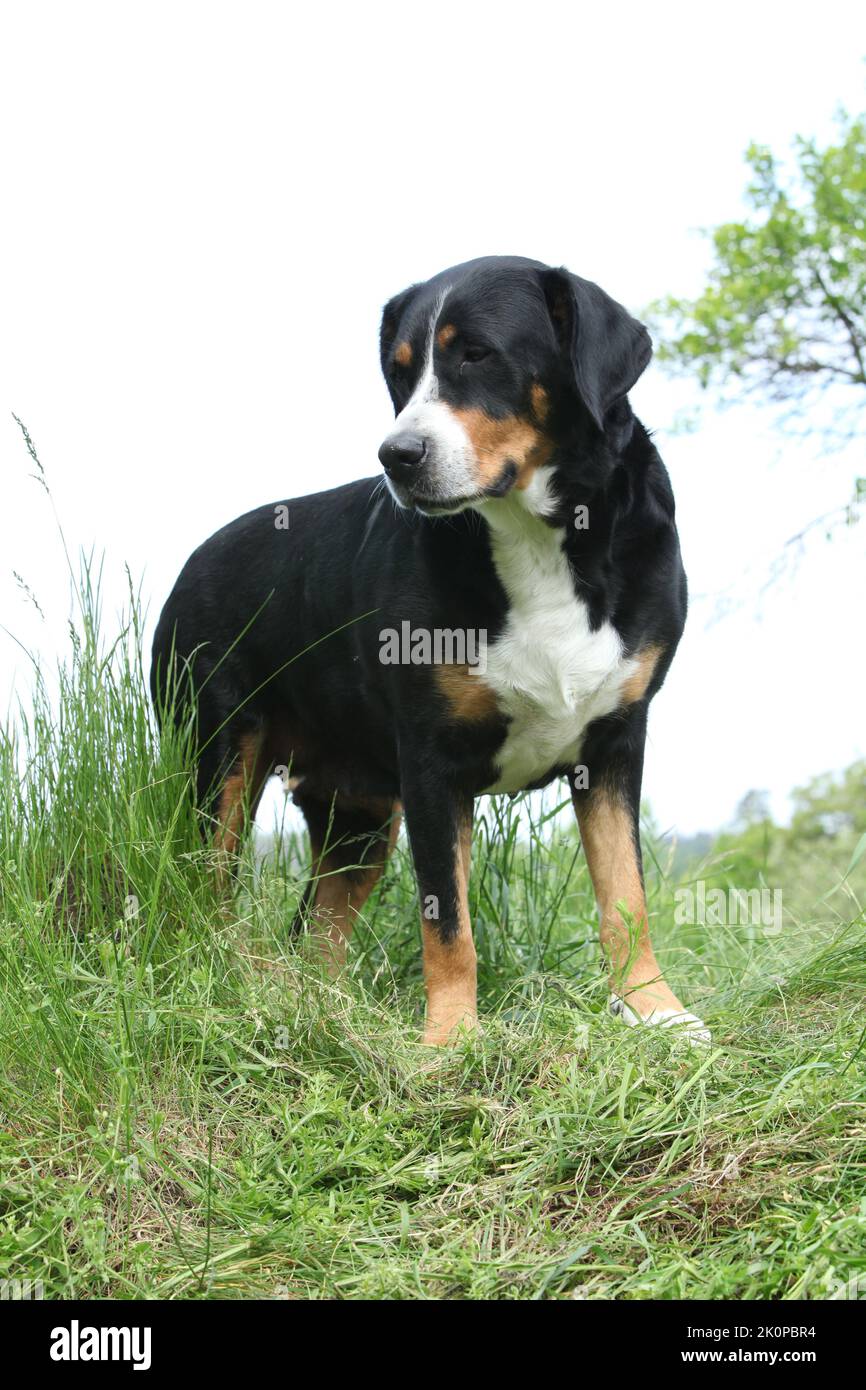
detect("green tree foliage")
[649,113,866,410]
[789,761,866,842]
[690,760,866,920]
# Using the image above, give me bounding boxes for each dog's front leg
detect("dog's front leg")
[575,706,710,1042]
[401,769,476,1045]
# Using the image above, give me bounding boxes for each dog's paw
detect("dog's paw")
[422,1012,479,1047]
[609,993,711,1046]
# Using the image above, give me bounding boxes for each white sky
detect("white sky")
[2,1,864,836]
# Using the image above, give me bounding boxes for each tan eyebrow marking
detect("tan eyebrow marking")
[530,382,549,423]
[437,323,457,350]
[394,341,413,367]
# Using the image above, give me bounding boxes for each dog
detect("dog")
[151,255,709,1045]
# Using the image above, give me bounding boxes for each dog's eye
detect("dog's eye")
[462,345,491,366]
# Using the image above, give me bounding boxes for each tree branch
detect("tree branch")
[812,266,866,384]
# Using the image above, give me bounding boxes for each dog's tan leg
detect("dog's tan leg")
[213,730,268,887]
[575,786,709,1042]
[298,797,401,975]
[421,815,477,1046]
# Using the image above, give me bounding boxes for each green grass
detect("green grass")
[1,550,865,1301]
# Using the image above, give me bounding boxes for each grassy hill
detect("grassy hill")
[1,560,864,1301]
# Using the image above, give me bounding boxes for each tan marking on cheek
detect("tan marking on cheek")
[434,663,499,722]
[436,323,457,350]
[530,382,549,423]
[450,407,552,491]
[621,645,664,706]
[394,341,413,367]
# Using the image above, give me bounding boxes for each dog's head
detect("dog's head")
[378,255,651,516]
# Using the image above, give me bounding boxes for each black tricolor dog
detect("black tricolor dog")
[151,255,709,1045]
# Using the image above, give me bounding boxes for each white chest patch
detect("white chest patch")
[477,484,638,795]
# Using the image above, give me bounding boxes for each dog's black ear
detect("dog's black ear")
[540,268,652,432]
[379,283,419,379]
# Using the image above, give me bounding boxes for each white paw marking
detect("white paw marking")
[609,993,711,1046]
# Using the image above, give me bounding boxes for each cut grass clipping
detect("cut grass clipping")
[1,430,865,1300]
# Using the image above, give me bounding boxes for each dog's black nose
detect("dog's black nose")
[378,433,427,480]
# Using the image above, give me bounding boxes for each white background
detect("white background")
[2,1,864,835]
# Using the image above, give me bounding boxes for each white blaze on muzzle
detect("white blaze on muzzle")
[382,291,480,503]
